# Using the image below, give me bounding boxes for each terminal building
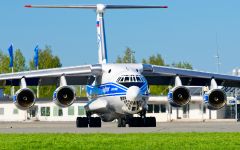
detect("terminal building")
[0,86,239,122]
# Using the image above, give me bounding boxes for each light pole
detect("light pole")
[215,33,221,73]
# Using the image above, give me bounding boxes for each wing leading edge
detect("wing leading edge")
[142,64,240,87]
[0,64,102,86]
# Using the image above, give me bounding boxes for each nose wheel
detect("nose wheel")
[117,110,156,127]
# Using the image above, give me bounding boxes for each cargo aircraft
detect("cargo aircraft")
[0,4,239,127]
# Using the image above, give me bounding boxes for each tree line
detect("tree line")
[0,45,61,97]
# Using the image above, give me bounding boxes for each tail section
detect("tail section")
[96,4,108,64]
[25,4,168,64]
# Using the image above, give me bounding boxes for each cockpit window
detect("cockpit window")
[120,78,124,82]
[117,75,145,88]
[136,77,141,82]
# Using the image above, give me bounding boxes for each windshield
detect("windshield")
[117,75,145,88]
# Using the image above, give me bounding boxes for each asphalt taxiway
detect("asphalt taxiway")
[0,121,240,133]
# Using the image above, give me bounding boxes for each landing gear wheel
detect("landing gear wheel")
[128,117,143,127]
[89,117,102,127]
[127,116,156,127]
[118,118,126,127]
[76,117,88,128]
[144,117,156,127]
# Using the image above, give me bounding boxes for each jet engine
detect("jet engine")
[168,86,191,107]
[204,89,227,110]
[53,76,76,107]
[53,86,76,107]
[13,78,35,110]
[168,76,191,107]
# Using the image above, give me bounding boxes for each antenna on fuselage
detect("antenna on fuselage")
[25,4,168,64]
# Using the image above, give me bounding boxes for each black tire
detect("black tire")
[95,117,102,127]
[144,117,156,127]
[128,117,134,127]
[121,119,126,127]
[128,117,143,127]
[89,117,101,128]
[118,119,122,127]
[76,117,88,128]
[118,118,126,127]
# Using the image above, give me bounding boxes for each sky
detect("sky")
[0,0,240,75]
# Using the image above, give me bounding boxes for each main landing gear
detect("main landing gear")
[76,112,101,128]
[118,110,156,127]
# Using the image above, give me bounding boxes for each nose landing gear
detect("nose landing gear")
[117,110,156,127]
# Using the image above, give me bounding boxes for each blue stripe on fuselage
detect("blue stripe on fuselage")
[86,82,148,97]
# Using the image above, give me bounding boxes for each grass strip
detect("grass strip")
[0,132,240,150]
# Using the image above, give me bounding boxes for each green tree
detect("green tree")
[116,47,136,63]
[172,61,193,69]
[142,53,165,66]
[0,49,27,95]
[75,85,87,97]
[0,49,27,73]
[0,50,10,74]
[0,50,11,95]
[116,56,123,63]
[29,45,62,98]
[29,46,61,70]
[142,53,168,95]
[13,49,27,72]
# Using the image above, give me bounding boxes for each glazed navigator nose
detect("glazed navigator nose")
[126,86,141,101]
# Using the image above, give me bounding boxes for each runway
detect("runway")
[0,121,240,133]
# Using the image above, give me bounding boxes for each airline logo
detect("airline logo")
[87,82,127,97]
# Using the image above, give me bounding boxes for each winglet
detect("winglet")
[24,5,32,8]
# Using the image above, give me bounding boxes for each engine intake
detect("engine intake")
[53,86,76,107]
[204,89,227,110]
[14,88,35,110]
[168,86,191,107]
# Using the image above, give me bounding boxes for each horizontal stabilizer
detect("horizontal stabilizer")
[24,4,168,9]
[106,5,168,9]
[24,5,97,9]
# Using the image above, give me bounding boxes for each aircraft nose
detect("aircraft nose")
[126,86,141,101]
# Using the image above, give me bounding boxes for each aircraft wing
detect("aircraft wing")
[142,64,240,87]
[0,64,102,86]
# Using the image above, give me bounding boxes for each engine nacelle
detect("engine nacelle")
[168,86,191,107]
[53,86,76,107]
[13,88,35,110]
[203,89,227,110]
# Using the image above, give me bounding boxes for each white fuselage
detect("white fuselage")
[85,64,149,121]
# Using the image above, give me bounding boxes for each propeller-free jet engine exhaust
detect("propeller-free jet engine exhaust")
[168,76,191,107]
[53,76,76,107]
[14,78,35,110]
[204,79,227,110]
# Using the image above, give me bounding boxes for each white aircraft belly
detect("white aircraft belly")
[85,96,125,115]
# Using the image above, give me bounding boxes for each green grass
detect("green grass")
[0,133,240,150]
